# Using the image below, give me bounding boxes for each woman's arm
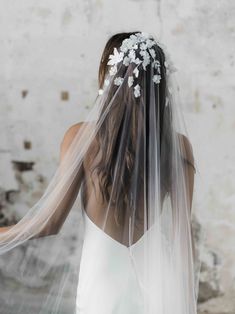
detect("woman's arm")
[0,122,85,238]
[36,122,86,237]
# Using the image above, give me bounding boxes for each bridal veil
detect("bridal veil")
[0,32,201,314]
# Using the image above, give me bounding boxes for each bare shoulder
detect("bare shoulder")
[61,122,85,146]
[62,122,85,142]
[60,122,86,161]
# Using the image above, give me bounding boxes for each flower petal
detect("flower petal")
[153,74,161,84]
[134,84,141,98]
[128,76,134,87]
[114,77,124,86]
[133,67,139,78]
[123,56,130,66]
[109,66,117,76]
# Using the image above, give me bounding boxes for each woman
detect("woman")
[0,32,198,314]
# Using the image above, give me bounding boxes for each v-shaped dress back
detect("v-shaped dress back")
[75,209,177,314]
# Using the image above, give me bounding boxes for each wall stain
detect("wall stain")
[30,7,52,19]
[62,8,73,26]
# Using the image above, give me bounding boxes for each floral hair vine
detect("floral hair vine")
[98,32,177,98]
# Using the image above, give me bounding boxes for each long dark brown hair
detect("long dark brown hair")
[90,32,192,225]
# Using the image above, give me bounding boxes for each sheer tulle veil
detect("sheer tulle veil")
[0,32,201,313]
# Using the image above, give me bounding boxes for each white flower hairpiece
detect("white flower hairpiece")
[98,32,177,98]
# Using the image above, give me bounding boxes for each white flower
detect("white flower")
[129,35,139,47]
[107,48,124,66]
[114,77,124,86]
[120,36,138,52]
[140,43,148,50]
[128,76,134,87]
[109,65,117,76]
[140,50,149,58]
[128,49,136,62]
[140,32,150,39]
[149,48,156,59]
[133,67,139,78]
[142,54,150,70]
[120,41,129,53]
[134,84,141,98]
[130,34,138,41]
[133,44,139,49]
[127,39,136,49]
[98,89,104,95]
[133,57,141,65]
[140,50,151,69]
[153,74,161,84]
[123,56,130,66]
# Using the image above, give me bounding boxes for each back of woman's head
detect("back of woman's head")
[90,32,172,225]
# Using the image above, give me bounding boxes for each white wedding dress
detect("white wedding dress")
[75,208,177,314]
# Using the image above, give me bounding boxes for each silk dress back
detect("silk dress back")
[75,179,178,314]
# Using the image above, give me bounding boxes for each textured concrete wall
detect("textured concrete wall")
[0,1,234,313]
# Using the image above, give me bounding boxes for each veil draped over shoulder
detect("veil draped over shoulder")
[0,32,201,314]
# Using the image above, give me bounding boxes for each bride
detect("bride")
[0,31,199,314]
